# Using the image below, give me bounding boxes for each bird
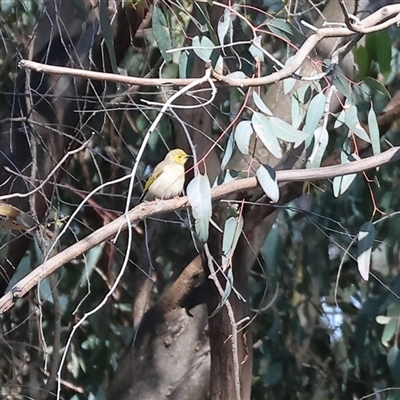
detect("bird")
[139,148,189,202]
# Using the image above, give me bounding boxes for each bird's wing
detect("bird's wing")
[139,162,164,202]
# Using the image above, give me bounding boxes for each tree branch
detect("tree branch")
[0,146,399,314]
[16,3,400,90]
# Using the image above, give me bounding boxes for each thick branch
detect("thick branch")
[0,145,399,314]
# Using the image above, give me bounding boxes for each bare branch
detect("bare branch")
[0,146,399,315]
[17,3,400,89]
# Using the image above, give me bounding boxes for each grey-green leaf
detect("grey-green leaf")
[267,18,306,46]
[291,95,305,129]
[226,71,247,79]
[217,9,233,49]
[221,132,235,170]
[187,175,212,242]
[368,105,381,156]
[210,268,234,317]
[304,92,326,135]
[307,126,328,168]
[234,121,253,155]
[252,112,282,159]
[222,214,244,269]
[253,90,273,116]
[152,5,172,62]
[256,164,279,203]
[192,35,215,62]
[344,105,371,143]
[363,76,391,98]
[269,117,309,143]
[249,35,264,62]
[99,0,118,73]
[357,221,375,281]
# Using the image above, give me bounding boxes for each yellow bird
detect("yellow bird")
[140,149,189,202]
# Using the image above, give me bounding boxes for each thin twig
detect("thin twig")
[204,244,241,400]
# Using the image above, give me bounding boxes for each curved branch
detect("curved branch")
[17,3,400,89]
[0,146,399,314]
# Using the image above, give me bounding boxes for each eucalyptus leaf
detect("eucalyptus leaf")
[304,92,326,135]
[368,105,381,156]
[187,175,212,242]
[333,173,357,197]
[357,221,375,281]
[252,112,282,159]
[291,95,304,130]
[192,35,215,62]
[217,9,233,49]
[210,268,234,317]
[256,164,279,203]
[152,5,172,62]
[249,35,264,62]
[221,132,235,170]
[253,90,273,116]
[234,120,253,155]
[226,71,247,79]
[269,117,309,143]
[267,18,306,46]
[222,214,244,266]
[363,77,391,98]
[344,105,371,143]
[307,126,328,169]
[99,0,118,73]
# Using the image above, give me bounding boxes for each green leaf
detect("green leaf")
[357,221,375,281]
[376,315,391,325]
[222,214,244,269]
[333,174,357,197]
[193,2,217,43]
[283,56,298,94]
[291,95,304,130]
[333,152,357,197]
[353,45,370,80]
[78,244,105,288]
[307,126,328,168]
[267,18,306,46]
[269,116,309,143]
[152,5,172,62]
[363,77,391,98]
[249,35,264,62]
[365,30,392,79]
[388,345,400,385]
[381,302,400,346]
[192,35,215,62]
[368,105,381,157]
[256,164,279,203]
[99,0,118,73]
[263,360,283,386]
[252,112,282,159]
[294,84,311,104]
[210,268,234,317]
[221,132,235,170]
[187,175,212,242]
[334,70,352,99]
[304,92,326,135]
[217,9,232,49]
[5,255,31,292]
[253,90,272,116]
[234,120,253,155]
[344,105,371,143]
[226,71,247,79]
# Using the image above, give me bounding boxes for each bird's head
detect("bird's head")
[166,149,189,165]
